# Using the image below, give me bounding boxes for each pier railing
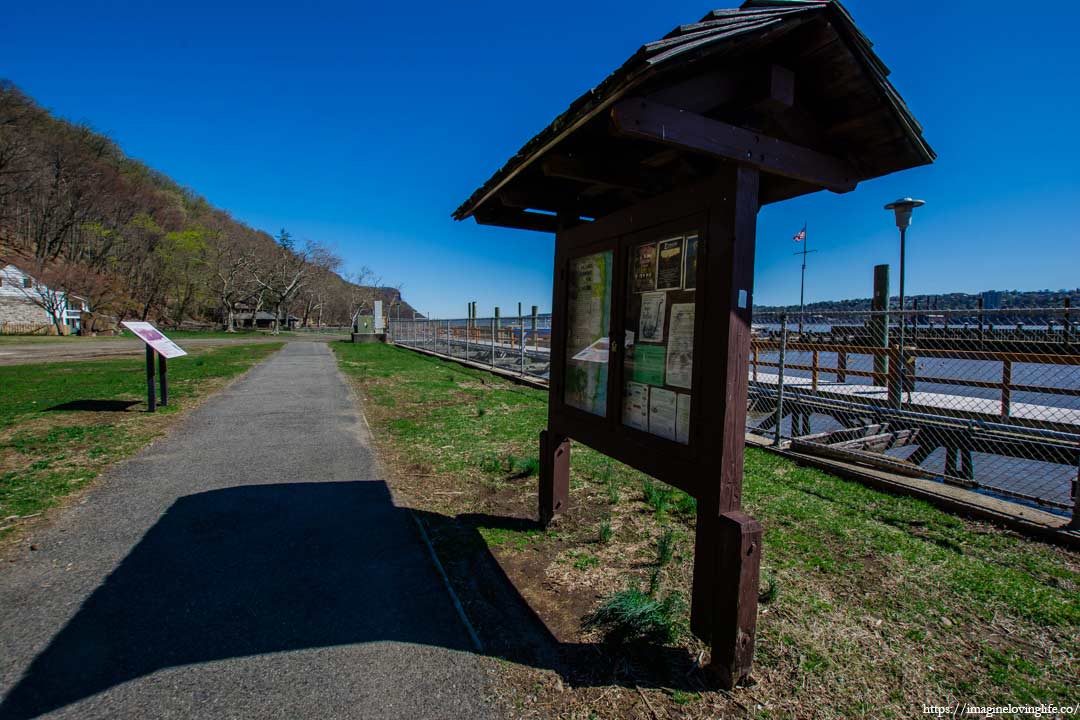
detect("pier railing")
[749,308,1079,520]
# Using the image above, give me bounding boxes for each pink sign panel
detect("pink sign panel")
[121,321,188,359]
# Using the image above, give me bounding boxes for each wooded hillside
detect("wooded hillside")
[0,81,415,331]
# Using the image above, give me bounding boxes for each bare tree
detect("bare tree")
[209,229,258,331]
[250,230,339,335]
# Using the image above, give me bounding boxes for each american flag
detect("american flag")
[793,225,806,242]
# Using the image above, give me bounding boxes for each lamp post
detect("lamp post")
[884,197,925,401]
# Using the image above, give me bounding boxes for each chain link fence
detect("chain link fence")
[390,312,552,382]
[391,305,1079,521]
[748,307,1079,518]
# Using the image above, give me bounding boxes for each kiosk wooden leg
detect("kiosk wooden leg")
[538,429,570,526]
[705,510,762,689]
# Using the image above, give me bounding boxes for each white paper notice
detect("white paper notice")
[648,387,677,441]
[623,382,649,431]
[676,393,691,445]
[665,303,694,389]
[639,291,666,343]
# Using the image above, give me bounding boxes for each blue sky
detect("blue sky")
[3,0,1079,317]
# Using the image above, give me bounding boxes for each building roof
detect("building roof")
[453,0,934,231]
[235,311,300,321]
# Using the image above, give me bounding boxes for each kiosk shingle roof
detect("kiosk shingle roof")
[454,0,934,229]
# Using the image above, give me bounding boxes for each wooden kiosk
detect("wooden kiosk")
[454,0,933,687]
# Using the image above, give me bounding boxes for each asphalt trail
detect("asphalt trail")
[0,342,497,719]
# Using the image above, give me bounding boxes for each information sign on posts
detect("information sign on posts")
[121,322,188,358]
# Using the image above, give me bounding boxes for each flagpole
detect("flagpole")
[799,223,807,336]
[793,221,816,337]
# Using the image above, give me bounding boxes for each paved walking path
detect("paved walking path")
[0,342,496,719]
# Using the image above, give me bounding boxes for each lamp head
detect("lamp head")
[884,197,925,230]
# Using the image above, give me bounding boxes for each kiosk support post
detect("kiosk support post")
[158,354,168,406]
[538,430,570,526]
[692,166,762,687]
[145,345,157,413]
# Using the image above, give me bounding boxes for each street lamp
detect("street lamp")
[884,197,925,401]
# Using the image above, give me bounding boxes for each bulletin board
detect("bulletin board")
[550,204,711,498]
[621,234,699,445]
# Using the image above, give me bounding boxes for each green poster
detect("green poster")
[631,344,665,386]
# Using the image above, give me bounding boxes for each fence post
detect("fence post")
[1065,298,1072,348]
[774,313,787,447]
[531,305,539,352]
[871,264,890,380]
[490,316,496,368]
[446,319,451,355]
[1071,468,1080,530]
[837,350,847,383]
[811,349,819,392]
[1000,359,1012,418]
[913,297,919,347]
[977,297,985,346]
[519,304,526,376]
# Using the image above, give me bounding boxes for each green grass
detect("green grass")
[584,583,687,644]
[0,343,282,533]
[333,342,1079,713]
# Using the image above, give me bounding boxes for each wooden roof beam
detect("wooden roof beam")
[540,154,658,194]
[645,65,794,115]
[611,97,858,193]
[474,203,560,233]
[499,186,624,219]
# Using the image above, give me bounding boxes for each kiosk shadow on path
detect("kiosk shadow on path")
[0,482,701,719]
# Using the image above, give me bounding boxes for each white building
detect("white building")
[0,264,90,334]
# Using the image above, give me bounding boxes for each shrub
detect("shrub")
[598,518,614,543]
[509,454,540,477]
[641,478,673,514]
[478,453,503,473]
[570,551,600,570]
[759,570,779,604]
[656,528,676,566]
[671,489,696,516]
[585,584,687,644]
[605,476,620,504]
